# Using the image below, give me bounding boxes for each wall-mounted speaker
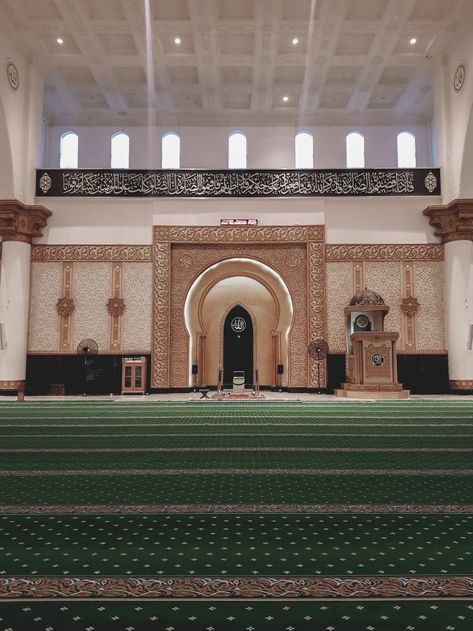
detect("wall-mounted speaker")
[277,364,284,374]
[192,364,198,374]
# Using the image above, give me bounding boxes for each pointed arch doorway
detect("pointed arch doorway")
[223,304,253,388]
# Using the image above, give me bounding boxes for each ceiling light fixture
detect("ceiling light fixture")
[292,37,299,45]
[409,37,417,45]
[174,37,181,45]
[56,37,64,45]
[282,95,289,102]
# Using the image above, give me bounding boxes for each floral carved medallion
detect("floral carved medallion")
[56,296,75,317]
[107,297,126,316]
[400,296,420,316]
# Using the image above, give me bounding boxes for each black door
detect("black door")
[223,305,253,388]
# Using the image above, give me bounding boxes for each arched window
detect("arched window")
[228,131,247,169]
[397,131,416,168]
[111,132,129,168]
[346,132,365,168]
[162,132,180,169]
[59,131,78,168]
[295,131,314,168]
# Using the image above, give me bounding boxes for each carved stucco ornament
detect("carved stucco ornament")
[0,200,52,243]
[56,296,75,317]
[400,296,420,316]
[107,296,126,316]
[424,199,473,243]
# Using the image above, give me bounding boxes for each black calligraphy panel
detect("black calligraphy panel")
[36,168,441,198]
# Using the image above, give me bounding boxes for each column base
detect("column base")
[0,380,25,401]
[449,379,473,392]
[335,383,410,399]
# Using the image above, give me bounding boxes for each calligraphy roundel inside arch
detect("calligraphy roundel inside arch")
[151,225,326,390]
[231,316,247,333]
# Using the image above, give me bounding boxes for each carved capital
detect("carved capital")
[423,199,473,243]
[0,199,52,243]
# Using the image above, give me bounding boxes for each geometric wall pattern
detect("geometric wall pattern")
[326,243,445,354]
[28,256,152,354]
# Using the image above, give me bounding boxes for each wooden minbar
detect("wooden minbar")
[335,289,409,399]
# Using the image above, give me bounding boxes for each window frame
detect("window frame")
[162,131,181,169]
[59,130,79,169]
[228,130,247,169]
[111,131,130,169]
[346,131,365,168]
[295,131,314,169]
[397,131,417,168]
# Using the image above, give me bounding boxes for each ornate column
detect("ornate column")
[424,199,473,391]
[0,200,51,399]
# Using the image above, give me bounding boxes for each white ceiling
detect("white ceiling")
[1,0,472,127]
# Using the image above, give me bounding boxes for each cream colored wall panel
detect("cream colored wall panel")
[28,262,61,352]
[326,262,353,353]
[364,262,403,345]
[414,261,445,352]
[122,263,152,351]
[72,263,111,352]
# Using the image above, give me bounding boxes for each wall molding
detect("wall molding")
[326,244,444,261]
[32,245,152,262]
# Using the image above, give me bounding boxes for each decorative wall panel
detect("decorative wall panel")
[152,226,325,389]
[72,263,111,352]
[29,248,153,355]
[28,263,61,352]
[364,262,403,346]
[326,263,353,353]
[414,262,445,352]
[325,256,446,354]
[122,263,152,352]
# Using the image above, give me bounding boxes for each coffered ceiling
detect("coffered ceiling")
[1,0,472,126]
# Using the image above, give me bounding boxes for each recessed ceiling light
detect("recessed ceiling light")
[409,37,417,45]
[282,95,289,102]
[174,37,181,45]
[292,37,299,45]
[56,37,64,45]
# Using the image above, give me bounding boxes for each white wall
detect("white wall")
[36,195,440,246]
[46,124,432,170]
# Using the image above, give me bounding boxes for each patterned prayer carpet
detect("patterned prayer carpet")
[0,399,472,630]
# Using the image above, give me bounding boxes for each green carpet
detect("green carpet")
[2,600,473,630]
[2,472,473,505]
[1,513,472,577]
[0,399,472,630]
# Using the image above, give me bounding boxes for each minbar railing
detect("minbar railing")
[36,168,441,198]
